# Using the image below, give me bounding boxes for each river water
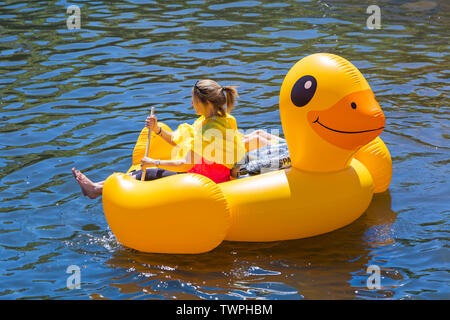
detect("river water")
[0,0,448,299]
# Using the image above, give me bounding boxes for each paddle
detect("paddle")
[141,107,155,181]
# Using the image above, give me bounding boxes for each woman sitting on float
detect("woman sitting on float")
[72,79,280,198]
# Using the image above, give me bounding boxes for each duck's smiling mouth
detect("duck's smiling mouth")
[313,117,384,134]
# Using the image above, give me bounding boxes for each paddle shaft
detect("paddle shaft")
[141,107,155,181]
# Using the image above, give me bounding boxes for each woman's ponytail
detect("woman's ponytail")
[222,86,239,113]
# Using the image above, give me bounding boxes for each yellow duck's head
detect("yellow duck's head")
[279,53,385,172]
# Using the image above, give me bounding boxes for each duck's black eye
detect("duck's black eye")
[291,75,317,107]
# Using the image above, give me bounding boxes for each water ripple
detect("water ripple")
[0,0,448,300]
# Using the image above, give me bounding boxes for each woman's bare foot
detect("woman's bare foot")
[71,168,102,199]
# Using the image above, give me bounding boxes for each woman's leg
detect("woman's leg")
[243,134,271,152]
[247,129,283,142]
[129,167,178,181]
[72,168,104,199]
[72,167,179,199]
[243,129,284,152]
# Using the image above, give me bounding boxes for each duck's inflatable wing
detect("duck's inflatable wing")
[354,137,392,193]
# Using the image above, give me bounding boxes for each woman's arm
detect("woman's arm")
[157,127,177,146]
[141,150,195,173]
[146,115,177,146]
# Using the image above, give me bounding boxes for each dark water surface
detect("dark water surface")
[0,0,449,299]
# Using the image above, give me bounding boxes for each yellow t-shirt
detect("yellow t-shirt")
[171,113,245,169]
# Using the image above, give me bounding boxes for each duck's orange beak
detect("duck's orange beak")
[307,89,385,150]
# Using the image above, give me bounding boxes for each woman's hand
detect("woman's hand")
[141,157,157,167]
[145,115,160,133]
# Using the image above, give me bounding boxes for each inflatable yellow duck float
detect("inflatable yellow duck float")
[102,53,393,254]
